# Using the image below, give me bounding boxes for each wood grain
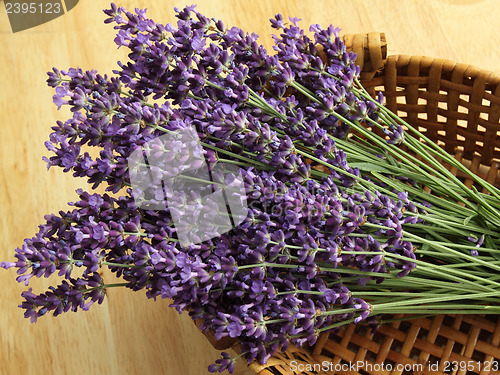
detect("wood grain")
[1,1,499,374]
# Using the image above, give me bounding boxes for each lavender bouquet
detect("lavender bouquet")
[3,4,500,373]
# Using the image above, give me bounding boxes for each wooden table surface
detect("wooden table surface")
[1,1,499,374]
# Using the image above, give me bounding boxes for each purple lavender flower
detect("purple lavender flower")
[383,124,405,145]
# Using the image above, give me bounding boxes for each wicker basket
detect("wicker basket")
[202,32,500,375]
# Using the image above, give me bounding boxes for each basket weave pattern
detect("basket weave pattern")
[359,34,500,189]
[206,33,500,375]
[247,315,500,375]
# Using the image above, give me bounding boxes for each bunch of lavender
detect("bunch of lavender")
[3,4,500,373]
